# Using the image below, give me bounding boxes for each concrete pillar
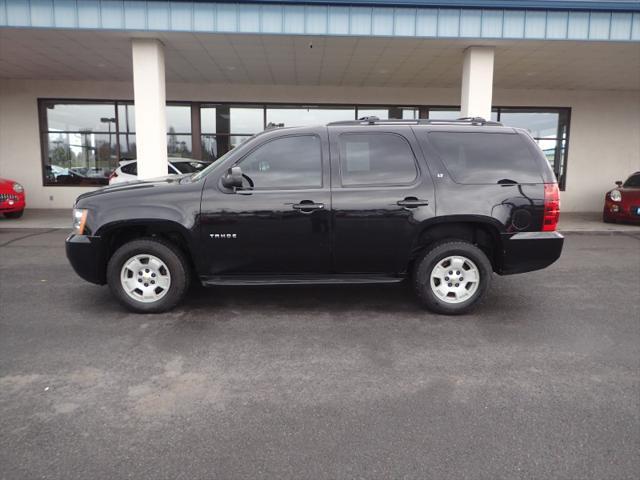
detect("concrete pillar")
[460,46,495,120]
[132,38,167,179]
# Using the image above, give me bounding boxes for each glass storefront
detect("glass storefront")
[39,100,570,189]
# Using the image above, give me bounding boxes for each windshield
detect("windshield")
[623,174,640,188]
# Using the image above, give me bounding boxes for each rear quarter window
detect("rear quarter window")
[120,163,137,175]
[427,131,543,184]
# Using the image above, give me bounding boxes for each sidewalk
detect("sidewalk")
[0,209,638,233]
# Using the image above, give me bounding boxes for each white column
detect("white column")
[460,46,495,120]
[132,38,167,179]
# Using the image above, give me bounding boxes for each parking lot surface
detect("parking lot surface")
[1,229,639,480]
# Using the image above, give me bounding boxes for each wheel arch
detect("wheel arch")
[97,219,198,275]
[407,215,504,273]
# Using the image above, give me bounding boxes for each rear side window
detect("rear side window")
[427,132,543,184]
[120,163,137,175]
[339,133,418,186]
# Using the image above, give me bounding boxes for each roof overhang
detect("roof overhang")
[1,1,639,42]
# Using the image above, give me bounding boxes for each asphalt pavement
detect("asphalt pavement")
[1,229,639,480]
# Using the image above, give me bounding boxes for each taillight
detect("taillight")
[542,183,560,231]
[108,171,118,182]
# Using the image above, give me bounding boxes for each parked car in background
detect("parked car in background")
[109,158,211,184]
[603,172,640,224]
[0,177,26,218]
[67,117,563,315]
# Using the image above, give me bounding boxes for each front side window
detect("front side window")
[428,132,542,184]
[238,135,322,190]
[338,133,418,186]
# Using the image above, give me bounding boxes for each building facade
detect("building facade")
[0,0,639,211]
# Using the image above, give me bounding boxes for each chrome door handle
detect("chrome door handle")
[397,198,429,208]
[291,202,324,213]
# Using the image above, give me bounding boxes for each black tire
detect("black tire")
[413,240,492,315]
[106,237,190,313]
[4,210,24,219]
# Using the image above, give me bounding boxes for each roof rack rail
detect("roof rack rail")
[327,116,502,126]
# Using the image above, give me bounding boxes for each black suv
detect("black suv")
[66,117,563,315]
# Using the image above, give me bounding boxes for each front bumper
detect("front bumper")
[0,195,25,213]
[65,234,107,284]
[498,231,564,275]
[603,204,640,224]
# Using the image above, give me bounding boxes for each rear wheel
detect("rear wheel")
[4,210,24,219]
[107,238,190,313]
[413,241,492,315]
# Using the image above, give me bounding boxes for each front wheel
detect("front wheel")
[107,238,190,313]
[413,241,492,315]
[4,210,24,219]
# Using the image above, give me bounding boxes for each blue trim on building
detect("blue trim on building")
[198,1,640,13]
[1,1,639,41]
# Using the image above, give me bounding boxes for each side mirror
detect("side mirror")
[615,180,623,187]
[221,166,243,190]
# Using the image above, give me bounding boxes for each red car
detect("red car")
[0,177,26,219]
[603,172,640,224]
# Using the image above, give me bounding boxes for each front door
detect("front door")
[329,126,435,274]
[200,131,332,276]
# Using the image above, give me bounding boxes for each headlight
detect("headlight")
[72,208,88,234]
[12,183,23,193]
[610,190,622,202]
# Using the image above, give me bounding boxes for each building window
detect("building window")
[41,101,119,186]
[39,100,195,186]
[39,100,570,189]
[428,107,570,190]
[166,105,192,158]
[266,106,354,128]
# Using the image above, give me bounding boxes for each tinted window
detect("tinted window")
[339,133,418,186]
[623,174,640,188]
[428,132,542,184]
[120,163,137,175]
[238,135,322,189]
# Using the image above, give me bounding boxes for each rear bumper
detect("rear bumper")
[498,231,564,275]
[65,234,107,285]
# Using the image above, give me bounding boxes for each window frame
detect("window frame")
[233,133,325,192]
[337,131,421,188]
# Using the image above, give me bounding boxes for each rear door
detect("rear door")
[329,126,436,274]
